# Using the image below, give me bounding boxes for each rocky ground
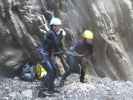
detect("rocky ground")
[0,74,133,100]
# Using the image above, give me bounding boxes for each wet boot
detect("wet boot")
[80,67,85,83]
[59,79,65,87]
[59,70,71,87]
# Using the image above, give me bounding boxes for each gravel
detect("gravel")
[0,74,133,100]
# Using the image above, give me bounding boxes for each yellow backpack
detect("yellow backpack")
[34,64,47,80]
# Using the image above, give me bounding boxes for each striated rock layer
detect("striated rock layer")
[0,0,133,80]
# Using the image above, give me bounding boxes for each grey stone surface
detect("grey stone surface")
[0,76,133,100]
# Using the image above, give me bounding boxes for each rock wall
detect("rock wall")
[0,0,133,80]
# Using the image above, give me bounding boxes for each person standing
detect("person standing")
[38,17,66,92]
[60,30,95,85]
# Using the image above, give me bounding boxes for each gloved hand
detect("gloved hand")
[59,28,66,36]
[68,47,75,54]
[68,47,84,57]
[66,47,75,56]
[69,46,75,51]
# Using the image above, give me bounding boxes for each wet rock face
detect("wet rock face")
[53,0,133,80]
[35,0,133,80]
[1,0,133,99]
[1,0,133,79]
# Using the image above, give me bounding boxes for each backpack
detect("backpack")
[21,63,36,81]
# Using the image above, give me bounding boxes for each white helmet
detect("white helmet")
[49,17,62,26]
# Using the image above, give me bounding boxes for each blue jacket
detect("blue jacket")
[71,40,93,57]
[43,30,64,54]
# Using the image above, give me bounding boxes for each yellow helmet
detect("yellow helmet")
[35,64,47,80]
[81,30,94,40]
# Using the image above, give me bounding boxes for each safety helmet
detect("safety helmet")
[81,30,94,40]
[35,64,47,80]
[49,17,62,26]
